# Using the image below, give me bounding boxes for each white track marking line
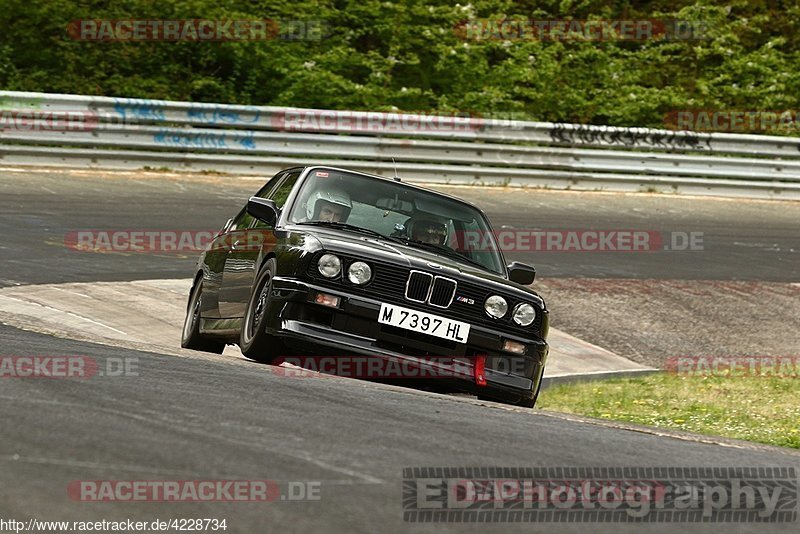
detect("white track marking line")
[0,295,128,336]
[49,286,93,299]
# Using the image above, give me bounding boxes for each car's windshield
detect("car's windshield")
[288,168,505,274]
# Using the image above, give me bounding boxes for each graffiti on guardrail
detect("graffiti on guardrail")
[153,130,256,150]
[548,124,711,150]
[187,104,261,125]
[113,99,263,126]
[113,98,167,122]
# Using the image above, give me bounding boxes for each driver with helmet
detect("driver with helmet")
[302,187,352,223]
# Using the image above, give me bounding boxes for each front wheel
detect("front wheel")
[239,258,283,363]
[181,277,225,354]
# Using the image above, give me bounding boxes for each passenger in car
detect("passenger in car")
[408,216,449,246]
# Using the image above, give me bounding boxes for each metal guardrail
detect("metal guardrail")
[2,90,800,199]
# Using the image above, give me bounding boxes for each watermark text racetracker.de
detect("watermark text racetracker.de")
[403,467,797,522]
[0,109,162,133]
[273,355,504,380]
[67,19,329,41]
[455,19,708,41]
[666,356,800,378]
[0,110,99,133]
[665,110,800,133]
[0,356,138,379]
[63,229,276,254]
[456,230,703,252]
[271,109,482,134]
[68,480,321,502]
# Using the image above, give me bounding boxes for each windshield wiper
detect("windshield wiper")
[295,221,405,243]
[394,238,489,271]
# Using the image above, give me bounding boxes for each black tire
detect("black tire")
[239,258,283,363]
[181,276,225,354]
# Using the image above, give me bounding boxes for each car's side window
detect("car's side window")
[269,171,301,209]
[228,207,253,232]
[252,171,301,228]
[257,171,288,198]
[226,171,289,233]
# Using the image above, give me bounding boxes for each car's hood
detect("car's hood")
[287,225,543,303]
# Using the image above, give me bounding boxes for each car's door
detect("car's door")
[199,215,236,319]
[204,170,286,318]
[218,170,302,318]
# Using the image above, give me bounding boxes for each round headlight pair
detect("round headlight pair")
[317,254,371,285]
[483,295,536,326]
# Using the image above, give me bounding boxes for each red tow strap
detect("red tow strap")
[474,354,487,387]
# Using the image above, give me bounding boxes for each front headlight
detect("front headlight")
[484,295,508,318]
[512,303,536,326]
[347,261,372,285]
[317,254,341,278]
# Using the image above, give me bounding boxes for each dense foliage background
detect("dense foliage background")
[1,0,798,128]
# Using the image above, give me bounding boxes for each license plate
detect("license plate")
[378,303,470,343]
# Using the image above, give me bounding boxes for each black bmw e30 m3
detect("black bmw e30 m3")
[181,166,549,407]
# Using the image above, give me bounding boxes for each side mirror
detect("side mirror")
[246,197,279,226]
[507,261,536,285]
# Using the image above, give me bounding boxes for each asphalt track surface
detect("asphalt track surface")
[2,324,798,534]
[1,168,799,533]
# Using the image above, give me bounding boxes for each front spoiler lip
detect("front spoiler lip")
[271,319,535,395]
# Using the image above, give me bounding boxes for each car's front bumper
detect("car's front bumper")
[264,277,548,401]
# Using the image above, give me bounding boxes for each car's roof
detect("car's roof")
[296,165,487,214]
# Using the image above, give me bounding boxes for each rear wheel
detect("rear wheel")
[239,258,283,363]
[181,277,225,354]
